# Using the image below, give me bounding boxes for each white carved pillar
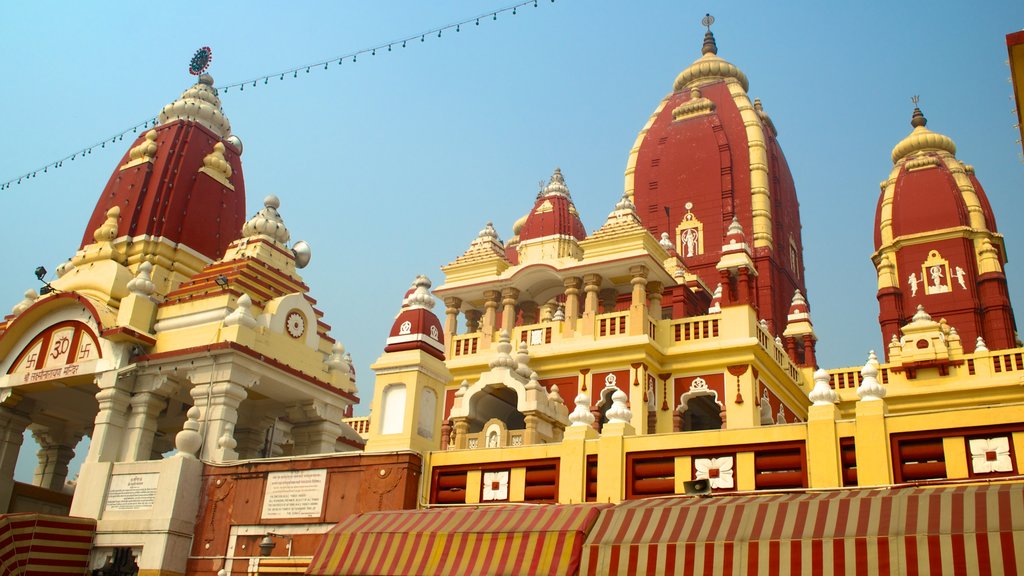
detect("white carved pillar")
[31,427,81,491]
[288,400,345,455]
[121,392,168,462]
[0,406,31,512]
[190,381,248,462]
[86,371,132,463]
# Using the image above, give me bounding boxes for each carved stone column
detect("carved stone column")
[443,297,462,342]
[563,277,582,334]
[31,427,81,491]
[518,300,539,325]
[599,289,618,314]
[500,287,520,333]
[190,380,248,462]
[581,274,602,336]
[0,406,31,512]
[464,309,482,333]
[452,419,470,450]
[647,281,664,318]
[86,371,132,463]
[288,400,345,455]
[481,290,501,346]
[629,265,649,335]
[121,391,168,462]
[540,300,558,323]
[523,414,541,445]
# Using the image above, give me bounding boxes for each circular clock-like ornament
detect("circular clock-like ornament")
[285,310,306,339]
[189,46,213,76]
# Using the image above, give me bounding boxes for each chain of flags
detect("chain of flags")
[1,0,554,191]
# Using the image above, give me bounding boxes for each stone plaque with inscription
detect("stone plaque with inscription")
[105,472,159,511]
[260,469,328,519]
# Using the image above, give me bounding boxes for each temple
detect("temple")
[0,22,1022,576]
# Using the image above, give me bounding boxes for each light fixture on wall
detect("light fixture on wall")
[258,532,293,557]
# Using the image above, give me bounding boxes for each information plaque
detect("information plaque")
[260,468,328,519]
[105,472,159,511]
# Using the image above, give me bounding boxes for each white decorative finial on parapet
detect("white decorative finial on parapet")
[326,342,347,373]
[606,389,632,424]
[659,232,673,252]
[223,294,257,328]
[808,368,838,406]
[489,332,518,370]
[868,350,879,371]
[127,262,156,297]
[516,342,533,378]
[569,393,595,427]
[975,336,989,353]
[403,275,435,310]
[552,304,565,322]
[857,353,886,401]
[241,195,291,245]
[174,407,203,458]
[548,383,564,405]
[11,289,38,316]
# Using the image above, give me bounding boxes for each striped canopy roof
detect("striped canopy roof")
[580,483,1024,576]
[0,513,96,576]
[306,504,607,576]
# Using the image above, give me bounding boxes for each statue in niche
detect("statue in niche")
[682,228,698,257]
[929,265,948,292]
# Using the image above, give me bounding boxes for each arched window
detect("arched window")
[380,384,406,435]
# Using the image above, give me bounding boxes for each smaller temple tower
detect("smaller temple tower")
[365,276,452,454]
[873,104,1017,358]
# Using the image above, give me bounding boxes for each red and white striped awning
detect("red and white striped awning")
[307,504,607,576]
[0,513,96,576]
[579,483,1024,576]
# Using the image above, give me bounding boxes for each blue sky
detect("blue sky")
[1,1,1022,481]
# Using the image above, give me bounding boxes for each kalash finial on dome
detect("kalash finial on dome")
[674,14,748,93]
[543,168,571,198]
[241,195,291,245]
[157,48,231,139]
[701,13,717,55]
[402,275,436,310]
[890,96,956,164]
[910,95,927,128]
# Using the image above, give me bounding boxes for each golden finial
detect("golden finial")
[701,14,717,55]
[910,95,927,128]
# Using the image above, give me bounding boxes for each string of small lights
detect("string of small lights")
[0,0,554,191]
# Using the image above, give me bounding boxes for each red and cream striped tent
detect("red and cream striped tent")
[0,513,96,576]
[306,483,1024,576]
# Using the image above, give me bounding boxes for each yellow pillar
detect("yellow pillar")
[443,296,461,344]
[1014,432,1024,474]
[509,467,527,502]
[596,421,633,503]
[673,456,693,494]
[580,274,602,337]
[628,265,648,336]
[563,276,582,336]
[481,290,500,347]
[465,470,482,504]
[736,452,756,491]
[806,404,842,488]
[500,287,520,335]
[559,425,597,504]
[853,399,892,485]
[942,437,969,480]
